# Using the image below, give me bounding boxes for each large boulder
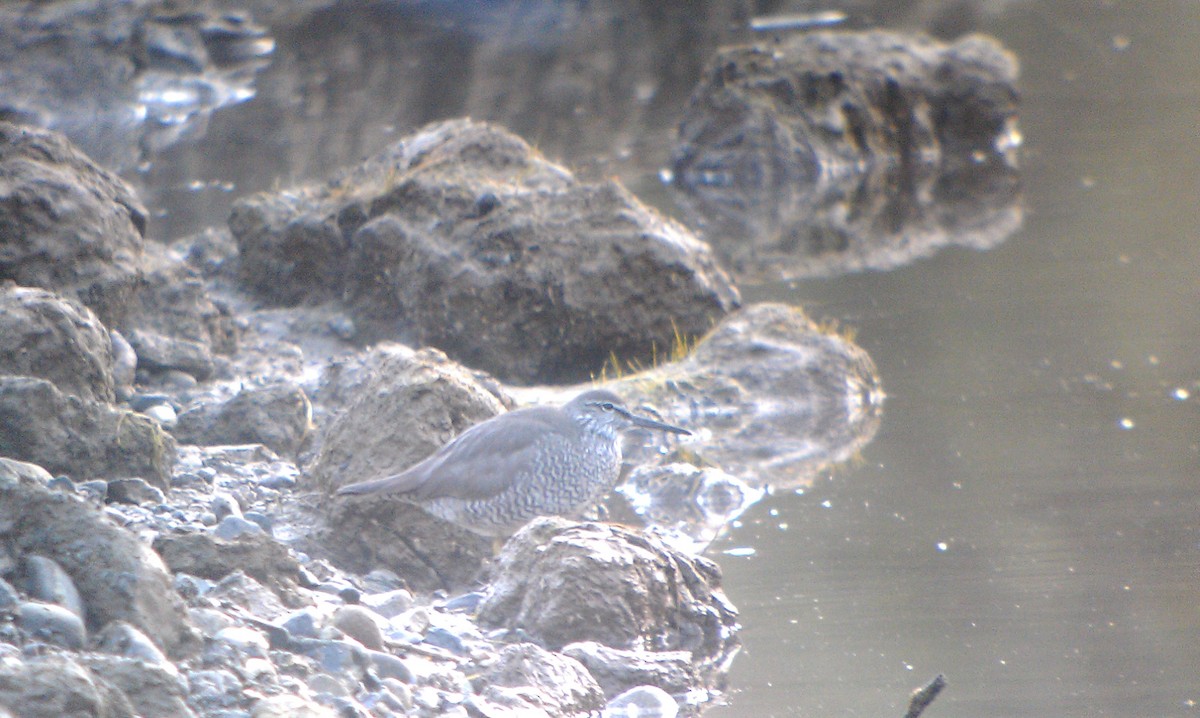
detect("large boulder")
[477,518,739,684]
[231,118,739,384]
[0,122,146,328]
[315,345,505,591]
[0,458,198,658]
[0,376,175,488]
[0,284,115,404]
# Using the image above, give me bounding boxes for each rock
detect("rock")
[0,653,135,718]
[106,477,166,506]
[94,621,171,666]
[20,554,86,623]
[79,654,195,718]
[213,515,266,540]
[561,642,698,698]
[109,329,137,398]
[615,303,883,490]
[214,625,270,658]
[230,118,739,384]
[360,589,414,619]
[16,601,86,649]
[0,122,145,328]
[141,402,179,428]
[251,694,339,718]
[174,381,312,457]
[602,685,678,718]
[0,284,116,403]
[0,376,176,488]
[468,643,605,717]
[671,30,1021,279]
[0,577,17,610]
[186,668,244,711]
[0,460,198,657]
[478,519,738,676]
[126,328,215,381]
[316,346,503,592]
[153,532,302,607]
[332,605,385,651]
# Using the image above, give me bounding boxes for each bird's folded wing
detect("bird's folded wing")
[408,408,573,501]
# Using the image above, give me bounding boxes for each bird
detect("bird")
[335,389,690,536]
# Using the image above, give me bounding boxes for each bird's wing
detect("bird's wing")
[408,407,576,501]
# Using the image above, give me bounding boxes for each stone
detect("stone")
[0,653,136,718]
[0,122,145,327]
[478,519,738,676]
[93,621,171,666]
[106,477,166,506]
[173,381,312,457]
[561,642,698,698]
[231,118,738,384]
[20,554,85,622]
[468,643,605,717]
[16,601,86,649]
[0,463,197,657]
[314,346,503,592]
[332,605,385,651]
[602,685,678,718]
[126,328,215,381]
[0,376,176,488]
[79,654,195,718]
[152,531,303,604]
[0,284,116,403]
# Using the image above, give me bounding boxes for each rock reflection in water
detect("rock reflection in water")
[670,29,1023,280]
[610,303,883,550]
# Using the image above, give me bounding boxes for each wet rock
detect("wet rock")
[468,642,605,717]
[106,477,167,506]
[0,284,116,403]
[478,519,738,676]
[153,532,303,606]
[126,328,215,381]
[16,601,86,649]
[79,654,195,718]
[616,302,883,491]
[231,118,739,384]
[0,122,145,328]
[316,346,503,592]
[0,652,135,718]
[20,554,85,622]
[174,381,312,457]
[0,376,175,487]
[561,642,698,698]
[0,460,197,658]
[671,30,1022,279]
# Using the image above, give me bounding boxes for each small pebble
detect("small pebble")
[0,578,18,610]
[368,650,414,683]
[243,510,273,534]
[78,480,108,501]
[362,589,415,619]
[210,493,242,520]
[94,621,169,665]
[46,475,74,493]
[423,626,466,654]
[214,625,269,658]
[142,403,178,428]
[106,477,166,506]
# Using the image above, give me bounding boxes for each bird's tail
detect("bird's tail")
[334,471,421,496]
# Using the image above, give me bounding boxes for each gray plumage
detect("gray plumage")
[335,389,689,536]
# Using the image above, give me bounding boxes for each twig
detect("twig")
[903,674,946,718]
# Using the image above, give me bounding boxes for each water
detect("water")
[119,1,1200,715]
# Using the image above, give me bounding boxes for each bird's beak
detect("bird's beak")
[627,411,691,436]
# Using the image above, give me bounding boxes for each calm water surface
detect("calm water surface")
[707,4,1200,716]
[135,2,1199,715]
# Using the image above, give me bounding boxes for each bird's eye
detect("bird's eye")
[600,402,615,411]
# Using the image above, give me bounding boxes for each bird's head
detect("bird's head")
[567,389,690,440]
